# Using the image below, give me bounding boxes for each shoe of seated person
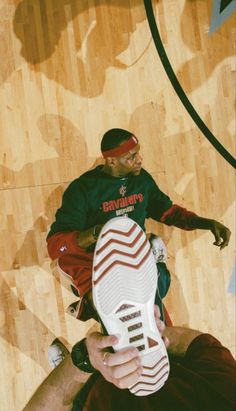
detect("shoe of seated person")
[48,338,69,369]
[149,234,167,264]
[92,217,170,396]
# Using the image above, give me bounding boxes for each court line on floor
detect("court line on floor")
[144,0,236,169]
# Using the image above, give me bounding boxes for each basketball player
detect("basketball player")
[46,128,231,321]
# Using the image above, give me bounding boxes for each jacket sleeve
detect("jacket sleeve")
[146,175,173,221]
[47,179,88,238]
[143,172,200,230]
[160,204,198,230]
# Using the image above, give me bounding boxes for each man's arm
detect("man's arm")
[22,307,163,409]
[22,335,143,411]
[160,204,231,249]
[47,180,104,257]
[23,355,90,411]
[22,308,202,410]
[188,216,231,249]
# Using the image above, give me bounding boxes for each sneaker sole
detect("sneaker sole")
[92,217,169,396]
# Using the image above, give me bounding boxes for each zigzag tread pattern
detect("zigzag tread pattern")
[94,237,148,271]
[96,229,142,255]
[130,370,169,395]
[93,248,152,285]
[93,219,157,313]
[93,221,152,286]
[143,355,168,370]
[101,223,137,239]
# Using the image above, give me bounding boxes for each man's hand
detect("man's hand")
[86,333,142,389]
[85,305,169,390]
[210,220,231,249]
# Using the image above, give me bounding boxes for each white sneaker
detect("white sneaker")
[92,217,169,396]
[150,235,167,264]
[48,338,69,369]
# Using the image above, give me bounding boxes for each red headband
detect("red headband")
[102,135,139,158]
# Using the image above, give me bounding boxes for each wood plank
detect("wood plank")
[0,0,235,409]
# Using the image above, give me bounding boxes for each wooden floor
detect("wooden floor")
[0,0,235,409]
